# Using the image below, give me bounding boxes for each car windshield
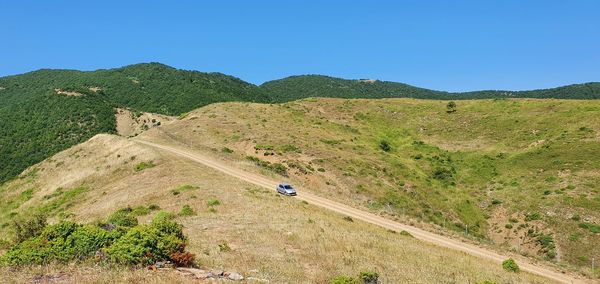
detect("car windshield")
[284,185,294,189]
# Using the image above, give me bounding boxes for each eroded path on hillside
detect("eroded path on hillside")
[134,138,586,284]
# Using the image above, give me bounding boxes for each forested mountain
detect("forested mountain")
[0,63,266,183]
[260,75,600,101]
[0,63,598,184]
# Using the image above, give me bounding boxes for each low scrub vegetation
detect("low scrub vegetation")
[246,156,288,176]
[179,205,196,216]
[579,222,600,233]
[502,258,519,273]
[1,209,194,267]
[134,161,156,172]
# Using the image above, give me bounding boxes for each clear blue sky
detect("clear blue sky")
[1,0,599,91]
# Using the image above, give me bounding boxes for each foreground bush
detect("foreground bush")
[2,222,122,265]
[105,213,187,265]
[1,209,193,267]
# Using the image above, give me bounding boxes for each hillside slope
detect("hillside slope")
[1,63,598,184]
[0,134,553,283]
[137,98,600,275]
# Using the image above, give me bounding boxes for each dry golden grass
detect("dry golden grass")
[134,98,600,276]
[0,134,554,283]
[0,264,194,284]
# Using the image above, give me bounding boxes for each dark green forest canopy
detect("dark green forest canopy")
[0,62,598,184]
[260,75,600,101]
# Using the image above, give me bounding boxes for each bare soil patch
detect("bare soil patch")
[54,88,83,97]
[115,108,175,137]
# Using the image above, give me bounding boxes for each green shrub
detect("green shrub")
[524,212,541,221]
[359,271,379,284]
[278,144,301,153]
[1,208,192,267]
[579,222,600,233]
[105,213,186,265]
[134,161,155,172]
[432,167,453,181]
[254,144,274,151]
[148,204,161,211]
[271,163,288,176]
[502,258,519,272]
[12,213,47,243]
[330,275,359,284]
[221,147,234,153]
[378,140,391,152]
[1,221,122,265]
[246,156,289,176]
[179,205,196,216]
[66,225,123,259]
[399,230,413,237]
[536,233,556,259]
[207,199,221,206]
[107,207,139,227]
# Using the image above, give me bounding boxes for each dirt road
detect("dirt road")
[135,139,586,284]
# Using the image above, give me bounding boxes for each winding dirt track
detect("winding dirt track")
[135,139,585,284]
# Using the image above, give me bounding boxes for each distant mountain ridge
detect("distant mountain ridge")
[0,62,598,184]
[260,74,600,101]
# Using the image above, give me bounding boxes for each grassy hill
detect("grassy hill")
[0,134,551,283]
[0,62,598,188]
[137,98,599,275]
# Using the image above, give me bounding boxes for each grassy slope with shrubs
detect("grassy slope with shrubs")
[151,98,600,270]
[0,133,552,282]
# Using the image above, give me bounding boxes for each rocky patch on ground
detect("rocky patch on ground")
[175,267,248,281]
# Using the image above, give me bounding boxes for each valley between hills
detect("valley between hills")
[0,64,599,283]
